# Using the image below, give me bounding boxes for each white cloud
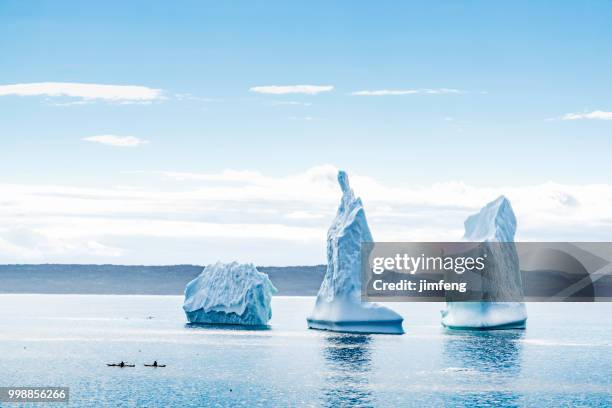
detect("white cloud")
[158,169,263,182]
[0,82,163,103]
[2,165,612,264]
[82,135,149,147]
[249,85,333,95]
[0,226,123,261]
[561,110,612,121]
[271,101,312,107]
[284,211,325,220]
[351,88,462,96]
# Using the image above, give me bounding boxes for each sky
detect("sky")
[0,1,611,265]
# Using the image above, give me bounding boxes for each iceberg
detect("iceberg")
[307,171,403,334]
[183,261,277,326]
[441,196,527,329]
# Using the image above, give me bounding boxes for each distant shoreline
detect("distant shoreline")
[0,293,317,298]
[0,264,326,296]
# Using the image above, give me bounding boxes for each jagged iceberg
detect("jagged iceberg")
[183,262,277,326]
[441,196,527,329]
[307,171,404,334]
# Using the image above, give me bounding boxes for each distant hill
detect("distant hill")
[0,264,326,295]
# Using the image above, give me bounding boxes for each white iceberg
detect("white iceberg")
[441,196,527,329]
[307,171,403,334]
[183,261,277,326]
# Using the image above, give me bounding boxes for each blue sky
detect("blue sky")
[0,1,611,264]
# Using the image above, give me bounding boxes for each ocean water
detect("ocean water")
[0,295,611,407]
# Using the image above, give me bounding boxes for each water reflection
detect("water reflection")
[320,333,373,408]
[442,330,524,407]
[184,323,271,331]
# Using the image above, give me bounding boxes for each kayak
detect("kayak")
[107,364,135,367]
[144,364,166,367]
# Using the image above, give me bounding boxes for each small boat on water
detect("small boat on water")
[144,361,166,367]
[107,362,135,367]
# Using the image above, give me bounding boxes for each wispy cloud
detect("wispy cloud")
[561,110,612,121]
[0,82,163,103]
[158,169,262,182]
[0,227,123,260]
[271,101,313,107]
[249,85,333,95]
[82,135,149,147]
[351,88,462,96]
[173,93,219,103]
[284,211,325,220]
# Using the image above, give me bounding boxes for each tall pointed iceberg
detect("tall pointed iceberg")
[307,171,403,334]
[441,196,527,329]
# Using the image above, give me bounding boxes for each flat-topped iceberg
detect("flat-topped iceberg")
[441,196,527,329]
[183,262,277,326]
[307,171,403,334]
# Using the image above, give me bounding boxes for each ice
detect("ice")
[307,171,403,334]
[441,196,527,329]
[183,261,277,326]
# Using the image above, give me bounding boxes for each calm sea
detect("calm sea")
[0,295,610,407]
